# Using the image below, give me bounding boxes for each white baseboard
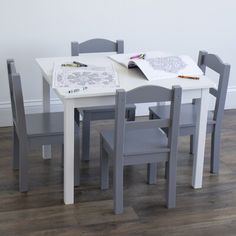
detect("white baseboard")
[0,98,64,127]
[225,86,236,109]
[1,87,236,127]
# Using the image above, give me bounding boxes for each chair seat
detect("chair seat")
[26,112,64,138]
[101,128,170,157]
[149,103,216,129]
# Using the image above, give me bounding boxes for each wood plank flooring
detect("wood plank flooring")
[0,110,236,236]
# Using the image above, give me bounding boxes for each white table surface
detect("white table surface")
[36,54,216,205]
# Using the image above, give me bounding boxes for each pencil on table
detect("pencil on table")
[178,75,200,80]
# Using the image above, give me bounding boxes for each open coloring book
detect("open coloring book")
[109,51,203,81]
[52,62,119,94]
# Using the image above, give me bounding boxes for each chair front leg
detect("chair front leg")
[113,157,124,214]
[166,157,177,209]
[82,113,91,161]
[100,139,109,190]
[147,163,157,184]
[13,124,19,170]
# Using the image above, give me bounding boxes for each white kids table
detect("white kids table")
[36,54,215,204]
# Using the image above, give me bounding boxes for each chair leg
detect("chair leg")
[74,124,80,186]
[100,140,109,190]
[210,128,221,174]
[190,135,195,154]
[61,144,64,168]
[147,112,157,184]
[147,163,157,184]
[113,158,124,214]
[127,109,135,121]
[82,113,91,161]
[13,125,19,170]
[166,157,176,208]
[164,161,168,179]
[19,142,28,192]
[149,111,154,120]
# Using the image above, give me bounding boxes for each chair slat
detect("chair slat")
[126,119,170,130]
[126,85,173,104]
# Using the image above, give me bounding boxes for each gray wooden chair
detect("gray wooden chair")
[7,60,80,192]
[100,85,182,214]
[71,38,136,161]
[149,51,231,174]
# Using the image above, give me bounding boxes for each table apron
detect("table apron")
[60,88,203,109]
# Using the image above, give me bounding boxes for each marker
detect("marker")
[178,75,200,80]
[68,87,88,94]
[61,63,80,67]
[130,53,145,60]
[68,88,80,93]
[73,61,88,67]
[61,62,88,67]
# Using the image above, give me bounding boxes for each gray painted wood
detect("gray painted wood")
[7,60,18,170]
[149,51,231,175]
[71,38,136,161]
[71,39,124,55]
[8,62,80,191]
[100,85,182,214]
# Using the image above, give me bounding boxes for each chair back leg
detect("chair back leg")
[82,113,91,161]
[13,124,19,170]
[210,126,221,174]
[19,141,29,192]
[74,122,80,186]
[190,135,195,154]
[126,108,135,121]
[113,158,124,214]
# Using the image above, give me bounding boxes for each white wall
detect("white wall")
[0,0,235,126]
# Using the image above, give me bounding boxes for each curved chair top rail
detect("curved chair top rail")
[71,38,124,56]
[198,50,230,75]
[122,85,181,104]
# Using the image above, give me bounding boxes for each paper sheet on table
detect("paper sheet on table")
[52,62,119,93]
[109,51,203,81]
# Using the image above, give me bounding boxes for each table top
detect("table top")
[36,54,216,100]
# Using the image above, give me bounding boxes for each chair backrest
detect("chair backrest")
[114,85,182,159]
[10,72,27,141]
[197,51,231,124]
[7,59,17,125]
[71,38,124,56]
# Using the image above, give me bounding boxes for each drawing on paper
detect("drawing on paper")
[146,56,187,73]
[53,64,119,90]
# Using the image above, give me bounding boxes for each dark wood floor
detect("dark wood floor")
[0,110,236,236]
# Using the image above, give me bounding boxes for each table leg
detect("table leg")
[64,100,74,204]
[192,88,209,188]
[42,77,52,159]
